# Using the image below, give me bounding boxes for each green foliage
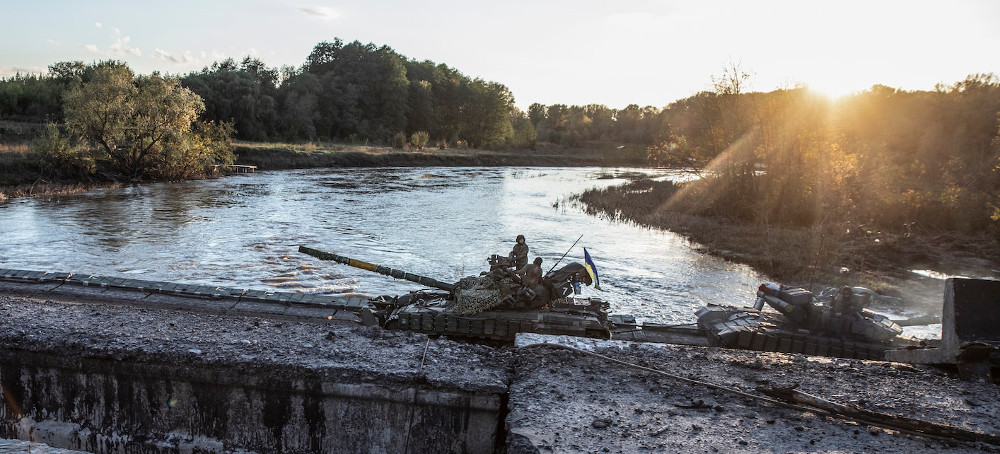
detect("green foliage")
[461,81,515,148]
[4,38,522,151]
[0,73,64,122]
[302,39,412,143]
[148,121,235,180]
[63,62,229,181]
[410,131,429,150]
[391,131,408,149]
[182,57,279,141]
[509,113,537,149]
[528,102,660,147]
[31,123,94,179]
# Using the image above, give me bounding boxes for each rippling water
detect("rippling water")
[3,167,776,325]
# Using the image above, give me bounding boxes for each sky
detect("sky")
[2,0,999,110]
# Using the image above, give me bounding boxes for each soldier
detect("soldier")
[515,257,544,288]
[513,257,545,306]
[509,234,529,270]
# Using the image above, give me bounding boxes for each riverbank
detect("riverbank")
[232,141,645,169]
[575,178,1000,312]
[2,283,998,453]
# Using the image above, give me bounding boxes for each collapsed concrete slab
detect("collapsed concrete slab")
[887,278,1000,380]
[0,290,509,453]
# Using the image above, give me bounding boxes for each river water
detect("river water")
[0,167,778,325]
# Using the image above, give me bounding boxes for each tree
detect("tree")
[461,80,514,148]
[64,63,231,180]
[509,111,537,149]
[277,72,322,140]
[181,57,279,140]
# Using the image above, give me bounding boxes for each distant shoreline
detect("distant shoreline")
[232,142,648,169]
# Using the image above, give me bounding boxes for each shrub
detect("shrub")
[410,131,430,150]
[391,132,408,149]
[32,123,95,180]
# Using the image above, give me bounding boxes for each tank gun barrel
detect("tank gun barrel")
[299,245,455,292]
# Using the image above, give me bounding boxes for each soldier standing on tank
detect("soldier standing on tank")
[509,235,529,270]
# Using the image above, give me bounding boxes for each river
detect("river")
[0,167,778,325]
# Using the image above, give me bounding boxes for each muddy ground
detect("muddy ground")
[509,335,1000,454]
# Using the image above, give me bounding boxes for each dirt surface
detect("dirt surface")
[508,335,1000,453]
[0,286,510,394]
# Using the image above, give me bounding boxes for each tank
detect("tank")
[696,283,923,360]
[299,245,613,342]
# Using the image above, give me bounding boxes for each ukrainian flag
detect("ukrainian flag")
[584,247,602,291]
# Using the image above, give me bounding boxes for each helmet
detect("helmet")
[516,235,525,242]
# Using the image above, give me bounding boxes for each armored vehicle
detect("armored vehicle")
[696,282,924,360]
[299,245,614,342]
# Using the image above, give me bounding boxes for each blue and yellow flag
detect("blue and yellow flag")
[583,247,602,291]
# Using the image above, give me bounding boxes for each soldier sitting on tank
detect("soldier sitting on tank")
[512,257,544,304]
[509,235,529,271]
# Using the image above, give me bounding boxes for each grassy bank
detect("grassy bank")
[0,141,127,201]
[575,178,1000,309]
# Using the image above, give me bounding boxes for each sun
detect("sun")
[803,78,863,101]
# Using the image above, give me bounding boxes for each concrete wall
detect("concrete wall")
[0,350,501,453]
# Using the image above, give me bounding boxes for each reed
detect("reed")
[0,181,125,200]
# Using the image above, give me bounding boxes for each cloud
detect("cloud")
[47,39,59,46]
[0,65,48,78]
[109,33,142,57]
[199,50,229,61]
[298,5,340,20]
[154,48,195,64]
[85,26,142,57]
[95,22,102,29]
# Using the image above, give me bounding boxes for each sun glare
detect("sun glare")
[805,80,862,101]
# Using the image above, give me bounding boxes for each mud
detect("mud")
[508,334,1000,453]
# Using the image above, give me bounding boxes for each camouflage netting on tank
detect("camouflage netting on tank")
[449,274,513,315]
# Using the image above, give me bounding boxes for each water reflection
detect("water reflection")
[0,167,769,325]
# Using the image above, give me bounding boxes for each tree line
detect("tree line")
[1,38,674,151]
[1,39,533,150]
